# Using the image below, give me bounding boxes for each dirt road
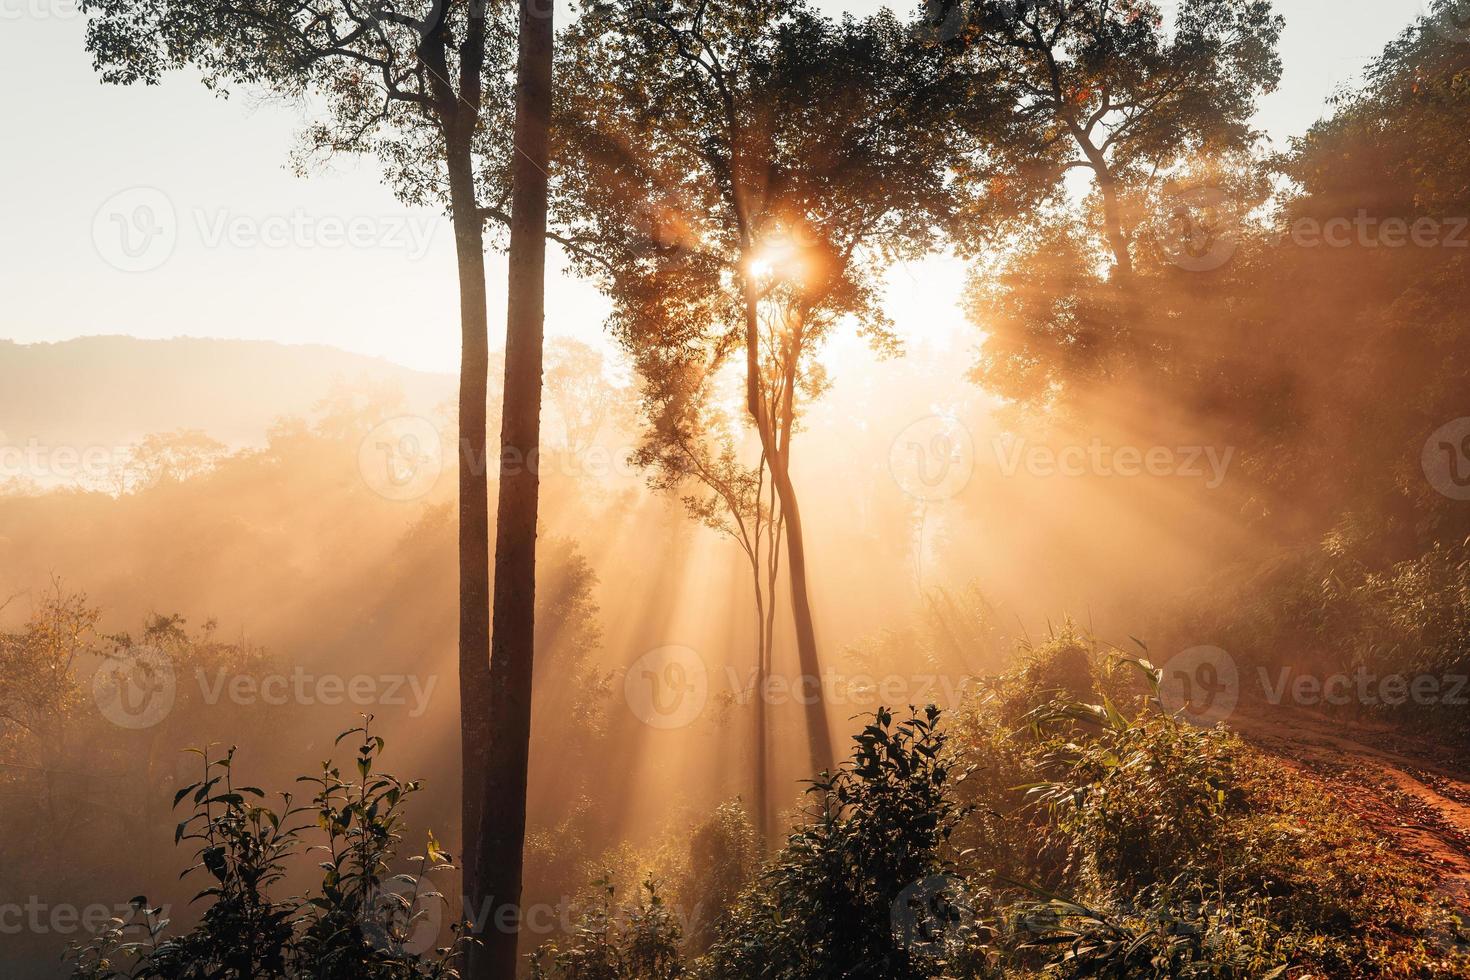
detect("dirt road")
[1228,705,1470,910]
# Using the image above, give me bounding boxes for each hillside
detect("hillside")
[0,336,454,448]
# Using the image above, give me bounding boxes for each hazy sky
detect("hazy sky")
[0,1,1430,374]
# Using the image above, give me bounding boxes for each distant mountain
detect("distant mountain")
[0,336,454,448]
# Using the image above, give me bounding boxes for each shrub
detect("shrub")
[676,801,759,957]
[66,719,464,980]
[696,706,997,979]
[529,879,684,980]
[949,634,1470,978]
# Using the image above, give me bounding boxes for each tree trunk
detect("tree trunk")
[472,0,553,977]
[1078,138,1133,279]
[741,290,834,779]
[752,622,770,839]
[446,125,492,968]
[767,442,832,776]
[1097,172,1133,279]
[750,541,771,843]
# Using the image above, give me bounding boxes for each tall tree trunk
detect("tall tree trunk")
[1096,172,1133,279]
[447,126,492,965]
[742,290,835,778]
[472,0,553,977]
[750,531,771,843]
[752,611,770,840]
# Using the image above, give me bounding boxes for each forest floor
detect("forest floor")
[1229,704,1470,912]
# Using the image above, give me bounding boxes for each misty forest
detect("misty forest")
[10,0,1470,977]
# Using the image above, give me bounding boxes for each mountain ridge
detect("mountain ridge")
[0,335,455,448]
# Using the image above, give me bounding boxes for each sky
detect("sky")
[0,0,1432,375]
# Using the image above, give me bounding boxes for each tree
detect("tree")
[478,2,554,973]
[699,706,981,979]
[544,338,615,455]
[555,0,976,776]
[78,2,551,975]
[121,430,228,491]
[945,0,1282,278]
[635,389,785,838]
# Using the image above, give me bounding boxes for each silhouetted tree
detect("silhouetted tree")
[555,0,978,775]
[946,0,1282,278]
[77,2,553,973]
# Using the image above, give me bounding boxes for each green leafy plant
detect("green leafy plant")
[697,705,997,979]
[65,718,465,980]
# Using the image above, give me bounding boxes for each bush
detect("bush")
[529,879,684,980]
[696,705,996,980]
[676,801,759,957]
[66,719,465,980]
[949,634,1470,978]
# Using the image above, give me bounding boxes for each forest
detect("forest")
[6,0,1470,977]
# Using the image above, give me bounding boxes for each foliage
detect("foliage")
[676,801,761,957]
[0,588,277,971]
[529,879,685,980]
[1170,534,1470,744]
[78,0,516,217]
[946,0,1283,274]
[950,634,1470,978]
[65,720,465,980]
[696,705,993,979]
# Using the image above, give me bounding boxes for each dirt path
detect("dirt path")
[1227,704,1470,907]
